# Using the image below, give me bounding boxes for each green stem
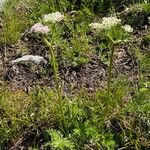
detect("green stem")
[44,38,66,131]
[107,35,115,100]
[45,39,60,95]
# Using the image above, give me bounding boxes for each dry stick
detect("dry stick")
[44,38,67,132]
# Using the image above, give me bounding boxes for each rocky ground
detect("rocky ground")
[1,27,149,94]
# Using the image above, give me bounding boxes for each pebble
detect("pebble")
[10,55,47,65]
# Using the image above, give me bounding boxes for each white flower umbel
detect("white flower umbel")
[102,17,121,29]
[89,23,103,30]
[122,24,133,33]
[30,23,50,34]
[43,12,64,23]
[90,16,121,31]
[10,55,47,65]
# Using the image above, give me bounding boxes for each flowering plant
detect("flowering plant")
[30,14,66,131]
[89,16,133,100]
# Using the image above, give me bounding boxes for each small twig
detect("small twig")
[118,145,129,150]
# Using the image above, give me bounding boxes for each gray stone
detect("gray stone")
[10,55,47,65]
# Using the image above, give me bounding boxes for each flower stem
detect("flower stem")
[107,35,115,100]
[44,38,67,132]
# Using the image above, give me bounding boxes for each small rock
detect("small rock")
[10,55,47,65]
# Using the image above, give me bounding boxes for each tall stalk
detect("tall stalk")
[107,35,115,100]
[44,38,67,132]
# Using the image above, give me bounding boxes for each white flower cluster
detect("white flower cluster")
[122,24,133,33]
[30,23,50,34]
[89,22,103,30]
[102,17,121,28]
[30,12,64,34]
[89,16,121,31]
[43,12,64,23]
